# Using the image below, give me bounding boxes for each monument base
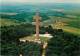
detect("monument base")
[34,38,41,44]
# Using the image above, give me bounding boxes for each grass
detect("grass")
[62,26,80,35]
[50,15,80,36]
[52,22,80,36]
[0,18,20,27]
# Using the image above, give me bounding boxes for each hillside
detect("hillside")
[0,18,20,26]
[0,3,80,56]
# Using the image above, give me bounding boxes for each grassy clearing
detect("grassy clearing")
[0,18,20,27]
[52,22,80,35]
[62,26,80,35]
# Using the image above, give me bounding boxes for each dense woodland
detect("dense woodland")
[1,23,45,56]
[1,23,80,56]
[46,26,80,56]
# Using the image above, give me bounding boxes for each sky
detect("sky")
[1,0,80,4]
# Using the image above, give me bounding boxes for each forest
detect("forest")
[1,23,80,56]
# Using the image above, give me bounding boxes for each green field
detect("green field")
[0,19,20,26]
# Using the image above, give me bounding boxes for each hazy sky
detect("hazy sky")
[1,0,80,3]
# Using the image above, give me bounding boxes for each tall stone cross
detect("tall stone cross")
[33,10,41,41]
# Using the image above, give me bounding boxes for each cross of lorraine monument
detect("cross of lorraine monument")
[33,10,41,42]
